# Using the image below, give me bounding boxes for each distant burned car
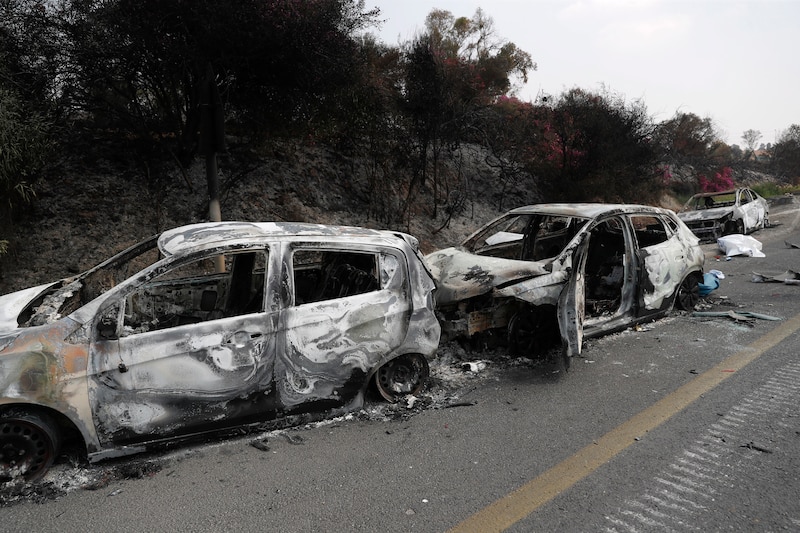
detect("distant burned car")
[426,204,704,367]
[0,222,440,481]
[678,188,769,241]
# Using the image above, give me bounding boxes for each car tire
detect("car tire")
[375,354,430,402]
[508,307,558,357]
[0,410,61,482]
[723,220,742,235]
[676,272,701,311]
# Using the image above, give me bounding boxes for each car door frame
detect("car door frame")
[274,241,413,411]
[87,246,280,447]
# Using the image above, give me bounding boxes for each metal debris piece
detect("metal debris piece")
[461,360,488,373]
[751,270,800,284]
[250,438,270,452]
[283,433,304,445]
[741,442,773,453]
[692,310,782,322]
[785,240,800,249]
[442,400,477,409]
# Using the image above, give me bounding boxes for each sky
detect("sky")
[366,0,798,146]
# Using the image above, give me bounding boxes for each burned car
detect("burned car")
[0,222,440,481]
[678,188,769,241]
[426,204,704,367]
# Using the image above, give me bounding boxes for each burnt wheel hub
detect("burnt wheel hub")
[0,419,52,481]
[375,354,430,402]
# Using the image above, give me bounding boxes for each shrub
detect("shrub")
[0,87,51,208]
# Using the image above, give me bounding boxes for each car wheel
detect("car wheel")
[0,410,61,482]
[375,354,430,402]
[676,272,701,311]
[723,220,741,235]
[508,307,558,356]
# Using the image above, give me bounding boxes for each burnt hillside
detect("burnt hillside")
[0,142,522,294]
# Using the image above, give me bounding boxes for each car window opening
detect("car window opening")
[119,250,268,336]
[466,214,587,261]
[293,250,379,305]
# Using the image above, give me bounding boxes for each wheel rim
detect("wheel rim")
[508,308,558,357]
[375,354,429,402]
[0,415,59,482]
[677,274,700,311]
[508,311,540,355]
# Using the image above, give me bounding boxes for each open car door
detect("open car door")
[557,232,589,367]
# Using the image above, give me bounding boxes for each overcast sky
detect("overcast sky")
[367,0,797,146]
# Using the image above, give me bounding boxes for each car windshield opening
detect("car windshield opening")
[464,214,588,261]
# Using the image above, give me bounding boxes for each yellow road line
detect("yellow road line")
[448,312,800,533]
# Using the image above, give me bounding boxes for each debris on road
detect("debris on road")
[461,360,489,373]
[785,240,800,249]
[692,310,782,323]
[250,437,270,452]
[751,270,800,284]
[698,269,725,296]
[717,234,765,257]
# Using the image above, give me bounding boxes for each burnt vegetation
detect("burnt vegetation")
[1,1,798,278]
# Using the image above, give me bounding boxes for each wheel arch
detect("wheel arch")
[673,268,704,311]
[1,401,90,456]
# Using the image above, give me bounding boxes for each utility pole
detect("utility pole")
[199,64,226,271]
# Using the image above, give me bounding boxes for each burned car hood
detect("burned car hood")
[425,247,549,306]
[678,206,734,222]
[0,281,59,333]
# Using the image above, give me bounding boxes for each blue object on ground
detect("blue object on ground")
[698,272,720,296]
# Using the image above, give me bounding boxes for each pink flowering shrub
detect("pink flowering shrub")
[698,166,734,192]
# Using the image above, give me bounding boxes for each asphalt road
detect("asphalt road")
[3,202,800,532]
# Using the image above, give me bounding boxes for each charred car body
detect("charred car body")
[678,188,769,241]
[426,204,704,366]
[0,222,440,481]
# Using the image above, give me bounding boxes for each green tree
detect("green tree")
[400,8,535,219]
[534,88,660,203]
[0,88,48,207]
[475,97,543,210]
[58,0,379,161]
[772,124,800,183]
[654,112,720,167]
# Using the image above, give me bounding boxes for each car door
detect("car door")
[557,232,587,358]
[630,214,685,314]
[737,189,759,232]
[276,244,411,410]
[88,249,279,446]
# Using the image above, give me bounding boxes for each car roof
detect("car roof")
[689,189,742,198]
[505,203,671,219]
[158,221,411,256]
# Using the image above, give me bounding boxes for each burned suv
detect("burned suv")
[426,204,704,367]
[0,222,440,481]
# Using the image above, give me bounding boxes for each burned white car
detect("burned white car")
[426,204,704,367]
[0,222,440,481]
[678,188,769,241]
